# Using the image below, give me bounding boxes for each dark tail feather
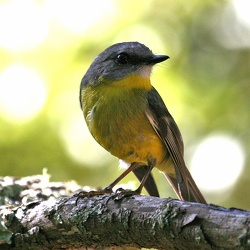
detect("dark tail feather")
[164,171,207,204]
[133,166,159,197]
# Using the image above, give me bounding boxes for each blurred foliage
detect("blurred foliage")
[0,0,249,209]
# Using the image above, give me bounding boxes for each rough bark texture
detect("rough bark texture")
[0,174,250,250]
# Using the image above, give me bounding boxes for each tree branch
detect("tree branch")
[0,174,250,249]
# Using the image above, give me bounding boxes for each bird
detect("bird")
[79,41,207,204]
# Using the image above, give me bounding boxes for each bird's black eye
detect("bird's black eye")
[116,53,129,64]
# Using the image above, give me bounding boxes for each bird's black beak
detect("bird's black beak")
[147,55,169,65]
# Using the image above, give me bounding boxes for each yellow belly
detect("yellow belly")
[82,85,167,166]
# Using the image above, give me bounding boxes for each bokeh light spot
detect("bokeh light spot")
[0,64,47,123]
[0,0,48,51]
[213,0,250,49]
[190,134,245,192]
[45,0,114,34]
[232,0,250,27]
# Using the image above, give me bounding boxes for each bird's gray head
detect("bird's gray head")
[81,42,169,87]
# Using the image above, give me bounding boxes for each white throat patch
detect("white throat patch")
[137,65,153,79]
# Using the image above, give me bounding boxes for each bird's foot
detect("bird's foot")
[111,187,141,201]
[74,187,113,205]
[74,186,141,205]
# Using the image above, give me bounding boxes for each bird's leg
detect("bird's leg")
[113,158,156,200]
[134,158,156,194]
[75,162,140,201]
[133,166,159,197]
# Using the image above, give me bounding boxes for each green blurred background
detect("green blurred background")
[0,0,249,209]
